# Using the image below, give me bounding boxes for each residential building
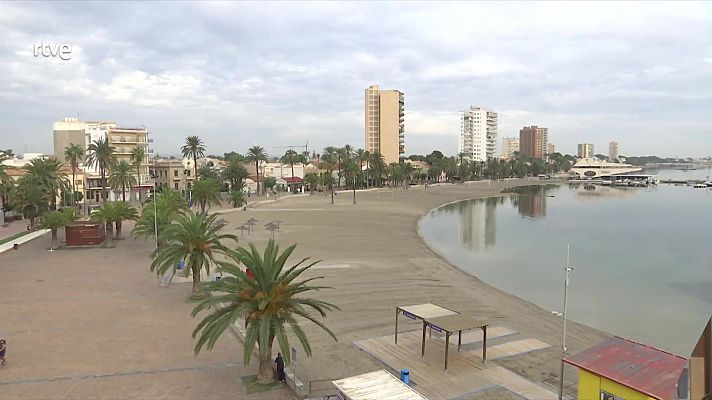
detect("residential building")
[578,143,594,159]
[365,85,405,164]
[246,161,305,180]
[501,137,519,160]
[519,126,547,159]
[459,106,497,162]
[564,336,688,400]
[609,141,619,160]
[547,143,556,155]
[150,158,195,196]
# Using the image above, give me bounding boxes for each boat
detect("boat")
[705,181,712,187]
[570,158,642,179]
[693,183,707,189]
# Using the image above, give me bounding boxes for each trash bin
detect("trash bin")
[400,369,410,385]
[215,276,221,282]
[177,260,184,270]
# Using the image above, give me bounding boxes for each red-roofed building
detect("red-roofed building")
[564,336,688,400]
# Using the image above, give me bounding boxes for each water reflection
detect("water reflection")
[437,197,502,251]
[508,184,559,218]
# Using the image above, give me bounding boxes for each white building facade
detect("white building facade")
[459,106,497,162]
[501,137,519,160]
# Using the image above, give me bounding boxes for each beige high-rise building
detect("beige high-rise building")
[365,85,404,165]
[609,141,619,160]
[547,143,556,155]
[578,143,594,159]
[501,137,519,160]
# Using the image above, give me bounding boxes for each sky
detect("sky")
[1,1,711,158]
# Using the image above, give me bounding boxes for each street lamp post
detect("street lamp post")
[559,244,574,400]
[151,159,158,249]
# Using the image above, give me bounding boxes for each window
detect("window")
[174,183,178,190]
[174,170,178,177]
[187,170,191,177]
[600,391,624,400]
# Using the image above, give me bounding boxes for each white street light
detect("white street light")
[559,244,574,400]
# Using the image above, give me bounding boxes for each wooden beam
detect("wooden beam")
[421,321,427,357]
[458,330,462,351]
[445,332,450,371]
[482,325,487,363]
[395,308,399,345]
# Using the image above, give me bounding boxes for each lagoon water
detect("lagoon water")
[420,169,712,355]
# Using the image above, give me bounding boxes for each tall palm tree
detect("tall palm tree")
[150,210,238,297]
[320,153,337,204]
[323,146,339,187]
[0,159,14,215]
[109,160,137,202]
[113,201,138,240]
[355,149,369,187]
[39,208,76,250]
[130,147,146,203]
[368,152,385,187]
[12,175,46,229]
[191,240,338,384]
[304,173,319,195]
[181,136,206,180]
[64,144,85,208]
[229,191,246,208]
[90,202,119,248]
[245,146,268,195]
[192,178,221,213]
[132,189,188,247]
[86,137,117,203]
[343,159,359,204]
[23,158,68,211]
[222,155,248,193]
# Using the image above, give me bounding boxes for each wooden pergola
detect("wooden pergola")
[395,303,488,371]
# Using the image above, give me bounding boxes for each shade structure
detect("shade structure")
[395,303,458,345]
[332,369,429,400]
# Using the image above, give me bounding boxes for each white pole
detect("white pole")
[559,244,573,400]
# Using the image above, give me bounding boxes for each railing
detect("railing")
[307,378,338,398]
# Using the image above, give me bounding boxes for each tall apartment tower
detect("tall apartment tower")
[519,126,547,159]
[459,106,497,162]
[578,143,594,158]
[609,141,619,160]
[501,137,519,160]
[364,85,404,165]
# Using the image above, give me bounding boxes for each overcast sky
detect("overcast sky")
[1,2,711,158]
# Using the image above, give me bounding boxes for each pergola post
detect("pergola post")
[482,325,487,363]
[445,331,450,371]
[458,330,462,351]
[421,322,427,357]
[395,308,399,345]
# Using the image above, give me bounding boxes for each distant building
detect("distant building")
[459,106,498,162]
[519,126,547,159]
[578,143,594,159]
[547,143,556,155]
[365,85,404,165]
[150,158,195,196]
[501,137,519,160]
[609,141,619,160]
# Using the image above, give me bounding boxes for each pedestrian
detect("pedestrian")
[274,352,285,382]
[0,339,6,366]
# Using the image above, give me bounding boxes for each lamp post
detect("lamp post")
[559,244,574,400]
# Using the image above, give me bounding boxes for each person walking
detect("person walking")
[0,339,6,366]
[274,352,285,382]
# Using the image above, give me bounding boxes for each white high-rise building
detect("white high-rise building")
[501,137,519,160]
[459,106,497,162]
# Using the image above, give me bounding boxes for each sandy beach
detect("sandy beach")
[221,179,609,397]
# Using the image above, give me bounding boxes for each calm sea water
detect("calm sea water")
[420,169,712,355]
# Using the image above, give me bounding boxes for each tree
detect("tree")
[281,149,300,179]
[181,135,206,180]
[64,143,85,208]
[343,159,360,204]
[109,160,137,202]
[192,179,221,213]
[222,155,248,193]
[321,172,335,204]
[12,175,47,229]
[229,191,246,208]
[245,146,268,195]
[191,240,338,384]
[39,208,77,250]
[323,147,340,187]
[86,137,117,203]
[132,189,188,247]
[264,177,276,193]
[113,201,138,240]
[368,152,385,187]
[130,147,146,203]
[198,164,220,182]
[355,149,369,187]
[0,162,13,217]
[150,210,237,297]
[23,158,68,211]
[90,202,119,248]
[304,173,319,195]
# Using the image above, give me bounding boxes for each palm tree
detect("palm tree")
[12,175,46,229]
[132,189,188,247]
[39,209,76,250]
[323,147,339,187]
[192,178,221,213]
[229,190,246,208]
[222,155,248,193]
[343,159,360,204]
[191,240,338,384]
[23,158,68,211]
[113,201,138,239]
[130,147,145,203]
[181,135,206,179]
[0,162,12,217]
[91,202,119,248]
[245,146,268,195]
[368,152,385,187]
[281,149,299,179]
[109,160,137,202]
[86,137,117,203]
[64,144,85,208]
[150,210,237,297]
[320,153,337,204]
[355,149,369,187]
[304,173,319,195]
